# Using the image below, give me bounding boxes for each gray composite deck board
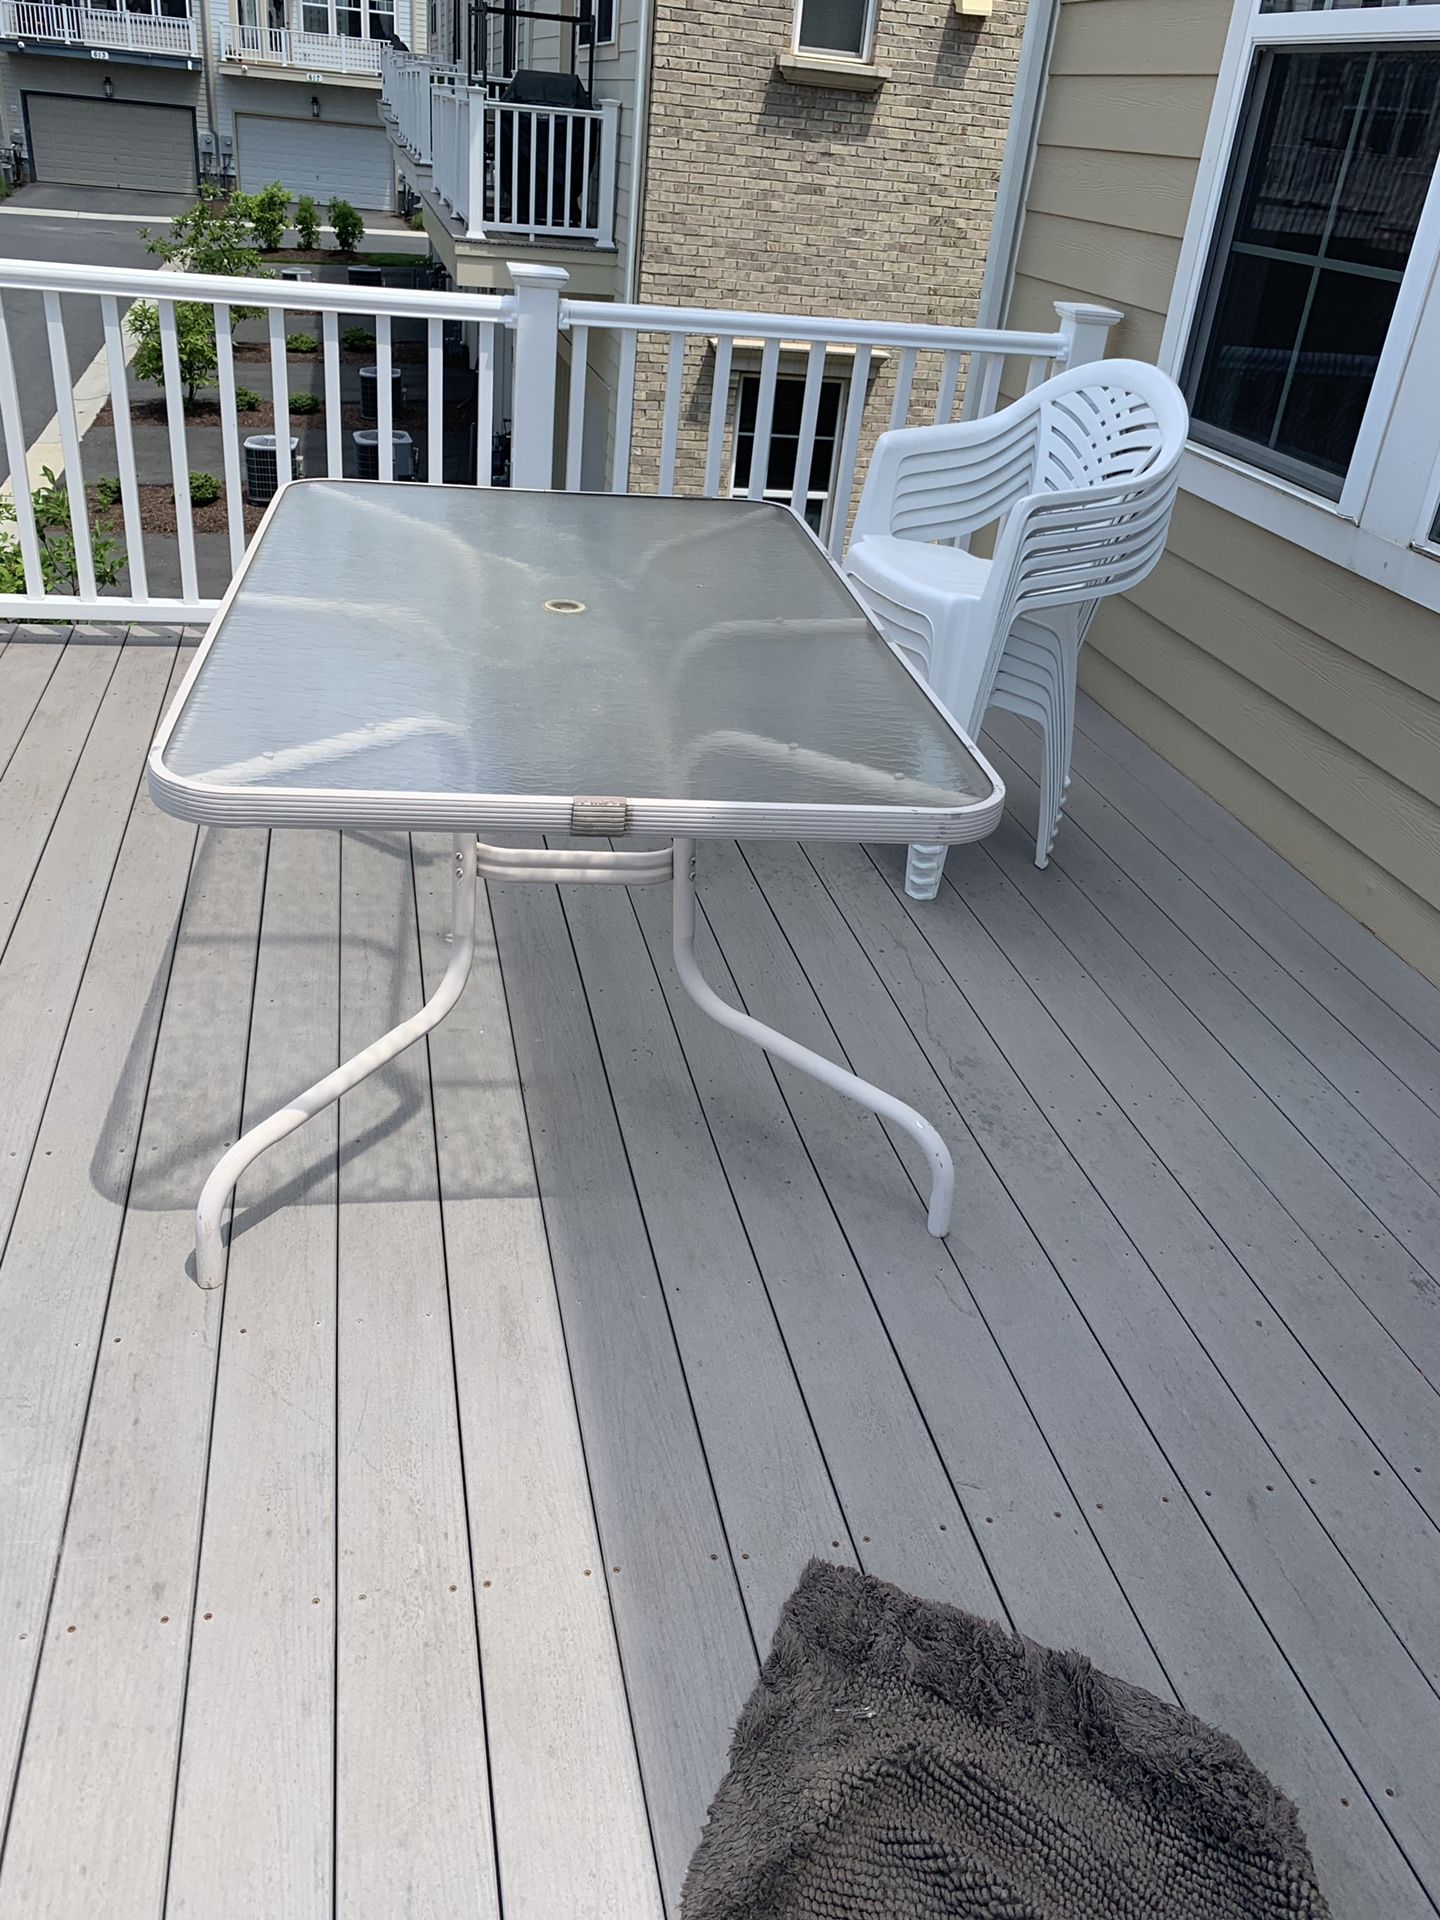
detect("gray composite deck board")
[980,728,1440,1388]
[1072,691,1440,1056]
[4,627,1440,1919]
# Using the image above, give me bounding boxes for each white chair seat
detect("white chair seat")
[842,357,1187,894]
[846,536,993,601]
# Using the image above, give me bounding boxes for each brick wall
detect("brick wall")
[628,0,1025,501]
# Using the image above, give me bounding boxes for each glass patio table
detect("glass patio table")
[148,481,1005,1289]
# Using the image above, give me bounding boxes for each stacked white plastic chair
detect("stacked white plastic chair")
[843,358,1187,897]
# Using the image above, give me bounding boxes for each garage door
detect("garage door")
[25,93,197,193]
[235,114,392,211]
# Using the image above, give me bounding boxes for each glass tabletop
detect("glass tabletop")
[153,483,999,837]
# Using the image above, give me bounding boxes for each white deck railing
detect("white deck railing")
[218,21,385,74]
[0,256,1119,621]
[381,50,617,245]
[0,0,199,55]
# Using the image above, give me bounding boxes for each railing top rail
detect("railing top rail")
[0,258,512,324]
[561,298,1071,358]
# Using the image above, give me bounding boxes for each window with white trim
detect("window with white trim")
[1166,0,1440,597]
[731,372,846,535]
[793,0,875,61]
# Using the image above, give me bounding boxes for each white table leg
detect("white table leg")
[669,837,954,1237]
[193,833,479,1291]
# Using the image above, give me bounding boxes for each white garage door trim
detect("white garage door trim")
[24,92,198,194]
[234,113,393,212]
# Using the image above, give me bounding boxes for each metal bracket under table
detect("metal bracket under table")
[193,835,954,1290]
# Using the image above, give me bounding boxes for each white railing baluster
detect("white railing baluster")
[889,346,917,430]
[1025,354,1049,393]
[790,341,826,520]
[475,323,493,488]
[969,351,1004,421]
[528,116,539,234]
[563,114,574,238]
[158,300,198,604]
[268,307,291,485]
[427,315,443,484]
[934,349,962,424]
[611,329,637,493]
[565,323,588,491]
[212,301,244,573]
[746,337,780,502]
[828,343,871,557]
[376,313,394,483]
[510,109,521,232]
[703,335,733,498]
[322,309,342,475]
[42,291,96,601]
[101,292,148,601]
[0,297,44,597]
[658,332,685,496]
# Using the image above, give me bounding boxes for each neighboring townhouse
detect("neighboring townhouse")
[0,0,208,192]
[978,0,1440,983]
[0,0,418,200]
[384,0,1026,512]
[209,0,420,207]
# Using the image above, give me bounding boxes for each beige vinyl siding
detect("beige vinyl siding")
[1004,0,1440,983]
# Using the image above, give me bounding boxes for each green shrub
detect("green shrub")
[289,390,321,415]
[234,385,261,411]
[294,193,321,251]
[95,475,123,508]
[126,299,217,407]
[285,331,319,353]
[244,181,291,251]
[341,324,375,351]
[327,197,364,255]
[189,470,221,506]
[0,467,122,594]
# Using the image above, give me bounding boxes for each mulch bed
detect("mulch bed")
[87,481,266,539]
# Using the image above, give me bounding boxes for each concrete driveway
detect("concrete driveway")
[0,185,169,483]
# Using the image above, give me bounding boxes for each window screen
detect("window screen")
[1182,45,1440,494]
[795,0,870,57]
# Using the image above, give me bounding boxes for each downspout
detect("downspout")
[974,0,1061,332]
[623,0,655,302]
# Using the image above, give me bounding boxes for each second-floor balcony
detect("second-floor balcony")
[0,0,200,57]
[382,48,617,247]
[218,18,386,75]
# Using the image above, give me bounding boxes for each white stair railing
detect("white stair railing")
[0,254,1120,622]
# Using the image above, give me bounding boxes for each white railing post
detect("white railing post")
[1054,301,1124,368]
[595,99,620,250]
[465,94,484,235]
[508,262,566,489]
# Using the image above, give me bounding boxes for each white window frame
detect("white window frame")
[593,0,615,50]
[791,0,877,63]
[729,368,850,540]
[1161,0,1440,613]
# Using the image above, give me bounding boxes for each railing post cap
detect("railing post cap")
[1053,301,1124,325]
[507,263,570,291]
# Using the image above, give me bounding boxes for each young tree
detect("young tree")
[327,198,365,255]
[125,299,220,408]
[127,192,268,409]
[142,194,262,277]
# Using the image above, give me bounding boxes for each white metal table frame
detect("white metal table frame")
[191,831,954,1290]
[147,481,1006,1290]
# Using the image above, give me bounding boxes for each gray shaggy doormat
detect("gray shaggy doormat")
[682,1560,1329,1920]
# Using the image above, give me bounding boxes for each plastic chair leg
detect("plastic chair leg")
[906,842,948,900]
